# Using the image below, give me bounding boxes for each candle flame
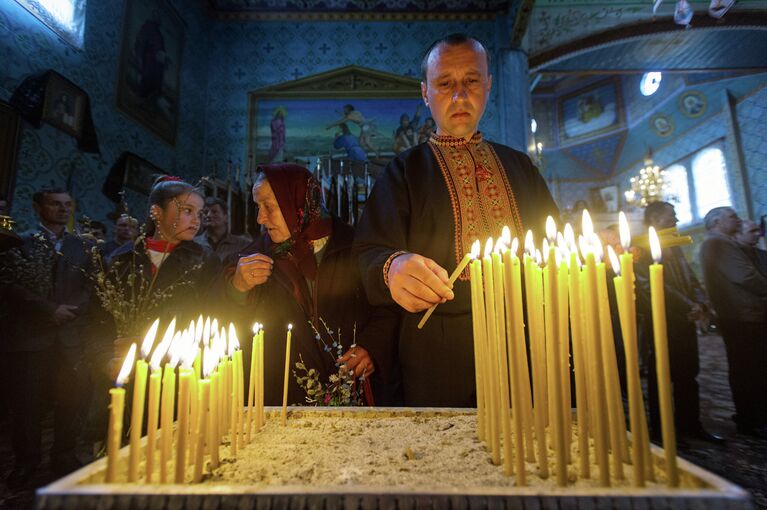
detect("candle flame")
[203,316,211,347]
[288,323,293,331]
[582,209,594,238]
[535,249,543,266]
[524,230,534,256]
[116,343,137,386]
[202,347,214,379]
[619,211,631,250]
[211,318,219,337]
[554,246,563,267]
[252,322,261,334]
[607,245,621,275]
[578,235,590,259]
[590,233,604,263]
[493,236,505,254]
[510,237,519,256]
[501,225,511,244]
[180,330,198,369]
[195,314,203,344]
[545,216,557,242]
[229,323,240,350]
[140,318,159,359]
[542,238,549,256]
[483,237,494,259]
[564,223,575,248]
[470,239,481,259]
[226,326,235,357]
[649,226,662,263]
[168,330,184,368]
[160,317,176,352]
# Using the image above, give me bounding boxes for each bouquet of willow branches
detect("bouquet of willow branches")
[293,319,366,406]
[83,232,201,338]
[0,232,55,298]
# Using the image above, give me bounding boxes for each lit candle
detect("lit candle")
[524,231,548,479]
[493,236,514,476]
[648,226,679,487]
[228,328,239,456]
[565,225,590,479]
[544,217,567,487]
[468,241,487,443]
[281,324,293,426]
[106,343,136,483]
[128,319,158,482]
[482,237,501,465]
[417,250,474,329]
[209,362,221,468]
[160,331,182,483]
[501,230,526,484]
[597,243,625,481]
[175,331,197,483]
[258,326,265,428]
[194,348,213,483]
[618,211,646,487]
[556,235,572,467]
[581,210,611,486]
[145,325,172,483]
[247,323,259,442]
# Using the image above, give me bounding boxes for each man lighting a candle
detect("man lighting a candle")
[354,34,558,407]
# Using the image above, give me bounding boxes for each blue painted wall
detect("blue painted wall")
[201,17,510,170]
[0,0,210,232]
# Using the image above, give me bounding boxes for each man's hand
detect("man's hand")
[231,253,273,292]
[387,253,454,313]
[337,346,375,378]
[52,304,78,325]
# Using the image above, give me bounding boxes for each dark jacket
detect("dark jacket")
[700,232,767,323]
[1,229,93,352]
[107,239,224,335]
[228,217,400,406]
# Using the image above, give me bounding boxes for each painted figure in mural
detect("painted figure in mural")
[577,94,603,123]
[393,125,418,154]
[333,123,368,161]
[53,93,76,129]
[417,117,436,144]
[394,104,422,140]
[269,106,287,163]
[326,104,377,156]
[134,10,168,103]
[354,34,558,406]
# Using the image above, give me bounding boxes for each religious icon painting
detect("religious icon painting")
[116,0,185,146]
[649,113,674,137]
[678,91,707,118]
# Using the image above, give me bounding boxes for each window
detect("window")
[662,145,731,226]
[14,0,86,48]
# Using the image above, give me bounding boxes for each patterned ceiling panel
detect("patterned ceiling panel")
[562,131,627,177]
[207,0,511,20]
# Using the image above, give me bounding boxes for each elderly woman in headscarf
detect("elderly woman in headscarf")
[226,164,399,406]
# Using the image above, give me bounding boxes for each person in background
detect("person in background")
[0,188,93,486]
[102,214,139,259]
[354,34,557,407]
[700,206,767,439]
[227,164,399,406]
[735,218,767,276]
[195,197,250,263]
[636,201,722,444]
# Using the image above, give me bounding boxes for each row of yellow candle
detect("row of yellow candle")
[464,210,678,487]
[106,316,270,484]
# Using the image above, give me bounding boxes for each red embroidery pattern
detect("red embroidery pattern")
[429,133,523,280]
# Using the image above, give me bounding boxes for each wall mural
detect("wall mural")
[116,0,186,146]
[558,78,624,144]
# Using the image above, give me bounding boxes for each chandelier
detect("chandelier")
[623,151,671,208]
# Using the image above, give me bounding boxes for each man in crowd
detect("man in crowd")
[0,189,92,486]
[102,214,139,258]
[700,207,767,438]
[354,34,557,406]
[195,197,250,262]
[735,218,767,276]
[639,201,722,443]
